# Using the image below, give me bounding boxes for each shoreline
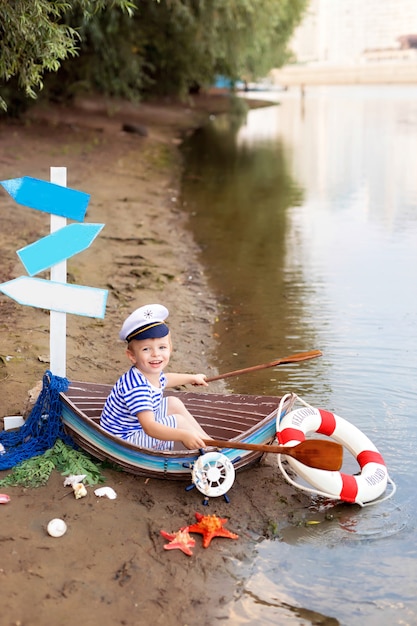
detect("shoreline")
[0,94,315,626]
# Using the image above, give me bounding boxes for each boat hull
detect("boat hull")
[60,381,295,480]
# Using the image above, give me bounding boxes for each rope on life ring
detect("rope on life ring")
[275,394,396,507]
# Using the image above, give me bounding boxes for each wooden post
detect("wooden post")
[49,167,67,377]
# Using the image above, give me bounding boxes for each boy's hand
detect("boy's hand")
[191,373,208,387]
[182,432,206,450]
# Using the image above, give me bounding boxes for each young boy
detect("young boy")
[100,303,210,450]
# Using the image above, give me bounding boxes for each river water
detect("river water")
[180,86,417,625]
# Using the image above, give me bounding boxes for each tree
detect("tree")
[127,0,308,97]
[1,0,307,112]
[0,0,136,111]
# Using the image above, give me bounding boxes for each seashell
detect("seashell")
[63,474,87,487]
[73,483,88,499]
[94,486,117,500]
[47,518,67,537]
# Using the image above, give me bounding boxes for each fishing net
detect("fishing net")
[0,370,74,470]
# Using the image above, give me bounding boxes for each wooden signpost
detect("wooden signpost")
[0,167,108,377]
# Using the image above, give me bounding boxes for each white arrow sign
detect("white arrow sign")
[0,276,108,318]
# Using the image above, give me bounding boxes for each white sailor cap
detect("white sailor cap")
[119,304,169,342]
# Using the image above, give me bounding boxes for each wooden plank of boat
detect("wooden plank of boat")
[60,381,296,480]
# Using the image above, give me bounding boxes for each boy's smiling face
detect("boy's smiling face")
[126,333,172,379]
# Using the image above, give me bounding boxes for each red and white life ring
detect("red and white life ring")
[277,405,388,505]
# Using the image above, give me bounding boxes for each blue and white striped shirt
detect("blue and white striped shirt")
[100,367,167,440]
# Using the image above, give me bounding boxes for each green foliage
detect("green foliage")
[0,0,136,111]
[129,0,307,98]
[236,0,309,76]
[0,439,105,488]
[0,0,307,112]
[43,7,144,102]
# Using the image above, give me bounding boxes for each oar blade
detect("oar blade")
[289,439,343,471]
[203,438,343,471]
[278,349,322,364]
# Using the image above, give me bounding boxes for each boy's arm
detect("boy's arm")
[165,373,208,388]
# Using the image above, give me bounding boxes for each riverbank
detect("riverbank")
[0,94,314,626]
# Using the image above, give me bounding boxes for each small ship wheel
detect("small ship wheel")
[191,452,235,497]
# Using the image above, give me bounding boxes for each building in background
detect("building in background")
[292,0,417,64]
[272,0,417,84]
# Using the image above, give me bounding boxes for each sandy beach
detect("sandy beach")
[0,94,313,626]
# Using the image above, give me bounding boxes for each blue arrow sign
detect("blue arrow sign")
[0,277,108,318]
[0,176,90,221]
[17,223,105,276]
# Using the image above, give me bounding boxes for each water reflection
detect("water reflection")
[230,535,417,626]
[181,115,322,398]
[180,85,417,625]
[239,88,417,229]
[181,87,417,412]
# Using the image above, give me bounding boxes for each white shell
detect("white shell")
[73,483,88,499]
[63,474,87,487]
[94,486,117,500]
[47,518,67,537]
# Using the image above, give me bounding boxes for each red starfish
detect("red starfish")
[187,512,239,548]
[160,527,196,556]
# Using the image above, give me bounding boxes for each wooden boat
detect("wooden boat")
[60,381,296,480]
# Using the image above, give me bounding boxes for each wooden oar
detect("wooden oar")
[203,438,342,471]
[205,349,322,383]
